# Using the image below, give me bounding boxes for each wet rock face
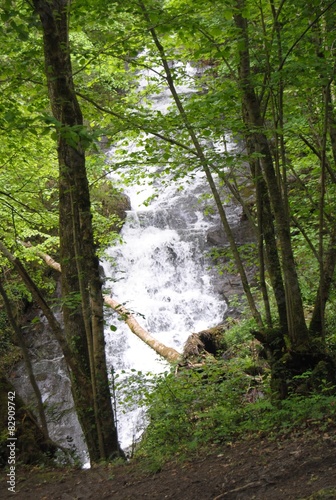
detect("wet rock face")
[8,303,88,465]
[207,219,255,247]
[204,203,257,318]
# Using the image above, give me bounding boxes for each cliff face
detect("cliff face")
[206,215,257,319]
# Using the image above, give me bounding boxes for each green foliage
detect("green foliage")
[61,292,82,311]
[133,360,336,467]
[209,243,258,276]
[111,314,336,468]
[224,317,258,345]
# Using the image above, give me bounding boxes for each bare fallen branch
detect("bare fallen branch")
[23,245,181,363]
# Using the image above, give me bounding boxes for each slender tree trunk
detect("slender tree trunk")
[139,0,263,329]
[234,2,308,349]
[0,278,49,439]
[310,225,336,334]
[247,141,288,332]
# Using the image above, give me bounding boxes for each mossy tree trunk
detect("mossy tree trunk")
[31,0,121,462]
[235,3,308,348]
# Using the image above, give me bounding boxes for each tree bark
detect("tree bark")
[310,225,336,334]
[247,142,288,333]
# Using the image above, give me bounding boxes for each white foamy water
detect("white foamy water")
[103,170,226,450]
[101,60,230,451]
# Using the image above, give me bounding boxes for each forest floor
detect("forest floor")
[1,428,336,499]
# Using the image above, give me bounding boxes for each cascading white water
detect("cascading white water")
[101,62,232,451]
[103,170,226,451]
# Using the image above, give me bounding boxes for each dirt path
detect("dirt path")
[1,430,336,499]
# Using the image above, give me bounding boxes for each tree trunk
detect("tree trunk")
[310,225,336,335]
[234,2,308,349]
[31,0,121,462]
[247,141,288,333]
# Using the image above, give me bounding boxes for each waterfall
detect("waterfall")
[9,62,231,463]
[102,64,230,451]
[103,169,226,451]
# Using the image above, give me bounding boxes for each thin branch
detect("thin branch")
[196,27,237,81]
[298,133,336,184]
[0,190,42,214]
[76,91,197,155]
[291,214,320,262]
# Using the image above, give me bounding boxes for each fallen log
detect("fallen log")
[104,297,180,363]
[25,246,181,363]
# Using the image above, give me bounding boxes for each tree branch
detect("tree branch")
[279,1,336,70]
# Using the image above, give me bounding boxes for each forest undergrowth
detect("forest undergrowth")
[115,313,336,473]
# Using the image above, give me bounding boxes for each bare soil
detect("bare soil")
[1,429,336,499]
